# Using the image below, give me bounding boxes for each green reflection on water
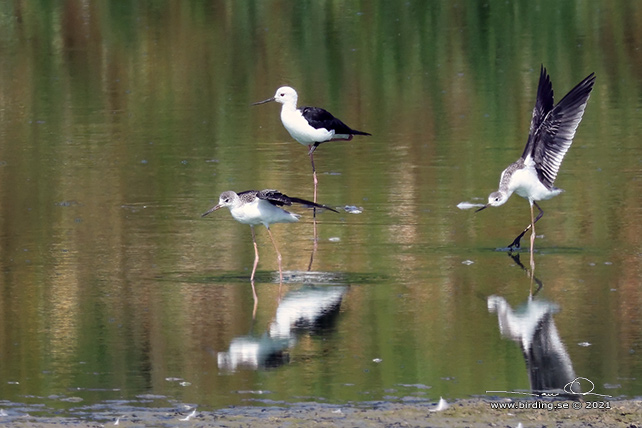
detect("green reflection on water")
[0,0,640,413]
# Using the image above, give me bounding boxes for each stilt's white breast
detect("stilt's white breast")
[280,108,334,146]
[229,198,264,225]
[510,163,562,201]
[230,198,299,227]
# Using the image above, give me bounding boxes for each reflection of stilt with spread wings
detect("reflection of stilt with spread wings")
[488,295,578,397]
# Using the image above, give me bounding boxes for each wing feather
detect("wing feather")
[521,65,555,160]
[257,189,338,212]
[534,72,595,189]
[300,106,370,136]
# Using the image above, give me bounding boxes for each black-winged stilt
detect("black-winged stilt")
[202,189,338,285]
[476,66,596,255]
[253,86,370,202]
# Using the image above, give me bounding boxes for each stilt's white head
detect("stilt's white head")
[476,191,510,212]
[271,86,298,106]
[487,191,510,207]
[252,86,298,108]
[202,191,239,217]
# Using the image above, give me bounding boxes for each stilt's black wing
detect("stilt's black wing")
[256,189,290,206]
[533,72,596,189]
[257,189,339,213]
[300,106,370,136]
[521,65,555,160]
[287,196,339,213]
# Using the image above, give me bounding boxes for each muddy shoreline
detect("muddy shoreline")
[2,397,641,427]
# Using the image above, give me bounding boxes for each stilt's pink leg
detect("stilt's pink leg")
[529,202,536,269]
[309,148,318,204]
[250,225,259,282]
[266,227,283,285]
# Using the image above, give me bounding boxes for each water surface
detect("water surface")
[0,0,641,419]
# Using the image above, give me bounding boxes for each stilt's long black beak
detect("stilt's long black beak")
[201,204,222,217]
[252,97,275,106]
[475,204,489,213]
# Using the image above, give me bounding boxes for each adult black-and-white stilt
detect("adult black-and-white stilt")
[202,189,338,286]
[477,66,595,256]
[253,87,370,203]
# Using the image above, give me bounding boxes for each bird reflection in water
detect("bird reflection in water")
[510,252,543,296]
[217,285,348,371]
[487,254,578,398]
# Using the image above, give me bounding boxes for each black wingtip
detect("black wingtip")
[554,70,596,111]
[307,202,340,213]
[321,205,340,213]
[581,71,597,88]
[537,65,554,109]
[288,196,339,213]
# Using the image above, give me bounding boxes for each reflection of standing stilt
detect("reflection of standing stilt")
[218,285,348,371]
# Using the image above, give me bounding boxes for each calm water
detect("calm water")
[1,0,641,419]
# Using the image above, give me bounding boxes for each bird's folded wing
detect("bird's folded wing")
[300,106,355,134]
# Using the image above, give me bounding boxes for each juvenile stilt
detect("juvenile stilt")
[476,66,595,253]
[202,189,338,285]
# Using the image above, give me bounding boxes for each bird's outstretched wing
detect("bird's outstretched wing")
[287,195,340,213]
[257,189,339,213]
[256,189,290,206]
[521,65,555,160]
[300,106,370,136]
[522,68,596,189]
[534,72,595,189]
[236,190,260,203]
